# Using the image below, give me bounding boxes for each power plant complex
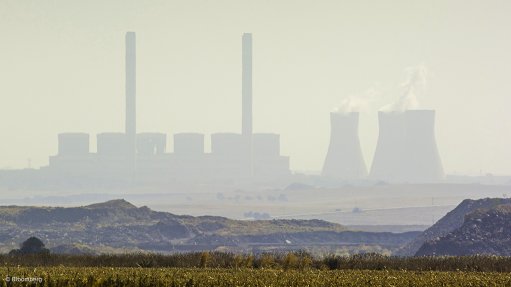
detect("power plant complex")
[46,32,290,185]
[1,32,445,188]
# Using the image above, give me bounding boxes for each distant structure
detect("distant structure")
[242,33,253,137]
[369,111,406,182]
[1,32,451,189]
[242,33,253,176]
[125,32,137,174]
[370,110,444,183]
[322,112,367,179]
[47,32,290,186]
[402,110,444,182]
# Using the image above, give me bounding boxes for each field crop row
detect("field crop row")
[3,252,511,273]
[0,267,510,287]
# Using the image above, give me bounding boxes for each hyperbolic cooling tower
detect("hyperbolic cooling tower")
[322,112,368,179]
[402,110,444,182]
[369,111,406,181]
[370,110,444,183]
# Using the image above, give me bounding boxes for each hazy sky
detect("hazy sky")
[1,0,511,175]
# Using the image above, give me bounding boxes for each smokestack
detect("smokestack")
[322,112,367,179]
[242,33,253,176]
[370,110,444,182]
[125,32,136,166]
[242,33,252,136]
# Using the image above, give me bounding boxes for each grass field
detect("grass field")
[1,267,511,287]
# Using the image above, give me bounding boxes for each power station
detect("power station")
[0,31,447,188]
[47,32,290,184]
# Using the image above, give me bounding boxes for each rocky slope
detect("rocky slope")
[0,199,417,254]
[396,198,511,256]
[416,203,511,256]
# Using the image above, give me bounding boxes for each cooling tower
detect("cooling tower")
[322,112,367,179]
[370,110,444,182]
[97,133,127,156]
[402,110,444,182]
[369,111,406,181]
[174,133,204,156]
[58,133,89,156]
[137,133,166,156]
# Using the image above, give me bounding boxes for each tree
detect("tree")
[9,237,50,255]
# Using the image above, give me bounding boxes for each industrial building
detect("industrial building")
[48,32,291,184]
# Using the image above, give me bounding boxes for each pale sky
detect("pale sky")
[1,0,511,175]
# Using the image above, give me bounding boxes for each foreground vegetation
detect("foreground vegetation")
[0,267,510,287]
[2,252,511,272]
[1,253,511,286]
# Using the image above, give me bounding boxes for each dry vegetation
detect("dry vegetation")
[1,253,511,286]
[1,267,510,287]
[2,252,511,272]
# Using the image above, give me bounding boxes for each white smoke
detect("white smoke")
[380,65,428,112]
[334,88,379,114]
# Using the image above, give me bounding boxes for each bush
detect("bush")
[9,237,50,255]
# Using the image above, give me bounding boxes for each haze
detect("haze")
[1,0,511,175]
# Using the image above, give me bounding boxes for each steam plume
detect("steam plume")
[335,88,379,114]
[380,65,428,112]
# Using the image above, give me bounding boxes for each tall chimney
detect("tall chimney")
[322,112,367,179]
[242,33,253,176]
[242,33,252,136]
[125,32,136,167]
